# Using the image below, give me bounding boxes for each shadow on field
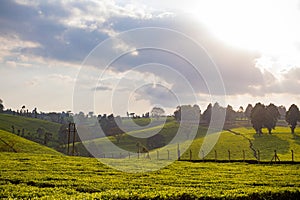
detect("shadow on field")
[252,134,289,161]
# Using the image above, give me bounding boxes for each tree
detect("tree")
[88,111,94,118]
[0,99,4,112]
[174,104,201,122]
[245,104,253,120]
[250,103,265,135]
[264,103,280,134]
[286,104,300,134]
[237,106,244,119]
[151,107,165,119]
[202,103,212,123]
[277,105,286,120]
[225,105,236,122]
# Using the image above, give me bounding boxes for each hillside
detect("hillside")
[75,117,300,162]
[0,130,62,155]
[0,114,62,148]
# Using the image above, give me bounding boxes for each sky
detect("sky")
[1,0,300,116]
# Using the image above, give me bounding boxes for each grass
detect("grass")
[230,126,300,161]
[0,114,61,142]
[0,152,299,199]
[78,118,300,162]
[0,130,62,155]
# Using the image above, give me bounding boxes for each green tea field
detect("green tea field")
[1,153,300,199]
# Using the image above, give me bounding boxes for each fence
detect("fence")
[91,147,299,164]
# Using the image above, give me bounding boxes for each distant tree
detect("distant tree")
[225,105,236,122]
[174,104,200,122]
[0,99,4,112]
[32,108,38,118]
[44,132,52,145]
[58,124,68,144]
[151,107,165,119]
[251,103,265,135]
[202,103,212,123]
[277,105,286,120]
[36,127,45,139]
[264,103,280,134]
[245,104,253,120]
[286,104,300,134]
[88,111,94,118]
[237,106,244,119]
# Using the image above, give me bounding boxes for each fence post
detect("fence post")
[190,149,192,161]
[243,150,245,162]
[228,150,231,162]
[167,150,170,160]
[257,150,260,164]
[291,150,294,162]
[214,150,217,162]
[177,144,180,160]
[157,151,159,160]
[274,150,277,164]
[202,150,205,161]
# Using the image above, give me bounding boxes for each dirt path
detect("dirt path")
[226,129,257,159]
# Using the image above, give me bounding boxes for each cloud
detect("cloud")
[93,86,112,91]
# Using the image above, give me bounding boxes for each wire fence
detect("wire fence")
[93,148,299,164]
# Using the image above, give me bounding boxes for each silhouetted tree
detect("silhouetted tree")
[32,108,38,118]
[251,103,265,135]
[277,105,286,120]
[174,104,201,122]
[286,104,300,134]
[226,105,236,122]
[88,111,94,118]
[237,106,244,119]
[264,103,280,134]
[0,99,4,112]
[245,104,253,120]
[151,107,165,119]
[202,103,212,123]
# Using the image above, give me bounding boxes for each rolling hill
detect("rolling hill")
[74,117,300,162]
[0,130,62,155]
[0,113,62,148]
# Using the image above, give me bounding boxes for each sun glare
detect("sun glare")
[192,0,300,54]
[185,0,300,75]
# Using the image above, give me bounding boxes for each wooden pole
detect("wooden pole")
[228,150,231,162]
[189,149,192,161]
[257,150,260,164]
[243,150,245,162]
[72,123,76,156]
[167,150,170,160]
[291,150,294,162]
[177,143,180,160]
[67,125,70,155]
[214,150,217,162]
